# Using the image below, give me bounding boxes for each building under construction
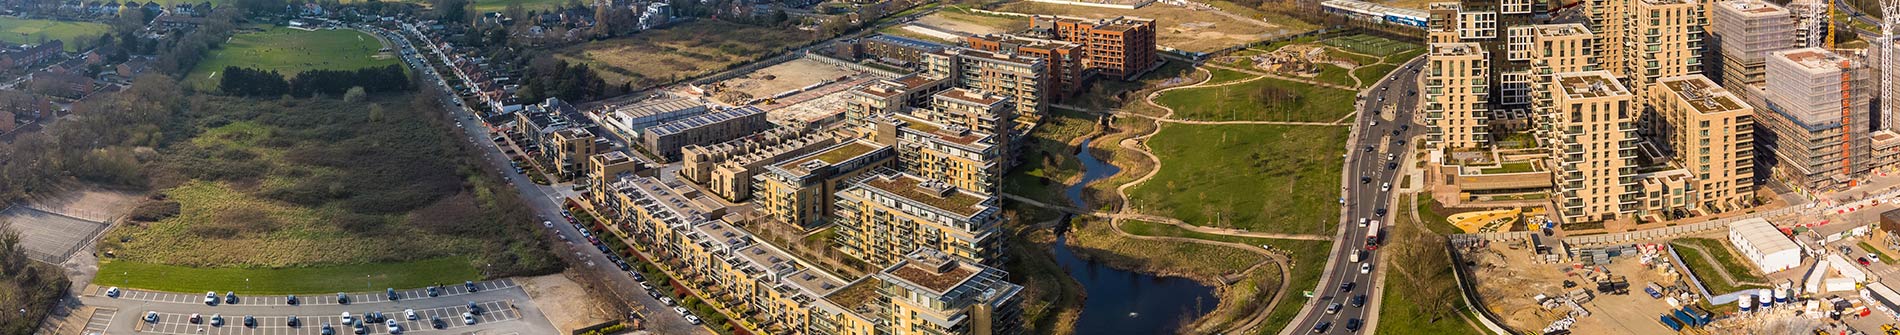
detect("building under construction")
[1755,47,1876,191]
[1709,0,1797,90]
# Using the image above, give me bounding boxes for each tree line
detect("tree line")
[218,65,411,98]
[0,221,71,335]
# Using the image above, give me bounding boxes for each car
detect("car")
[1311,321,1332,333]
[640,283,655,291]
[1360,262,1373,274]
[1391,129,1401,136]
[1340,282,1356,292]
[354,324,368,335]
[1396,139,1407,147]
[287,295,299,305]
[338,292,350,304]
[322,323,336,335]
[1325,303,1342,314]
[466,281,479,292]
[144,311,159,323]
[1346,318,1363,331]
[543,220,554,228]
[1860,257,1872,266]
[243,315,256,328]
[1350,295,1366,308]
[190,313,202,324]
[646,289,661,298]
[1360,176,1371,184]
[370,311,387,323]
[386,320,402,333]
[674,306,691,315]
[1841,246,1856,254]
[1374,208,1387,217]
[1357,218,1368,227]
[341,312,354,326]
[406,309,418,320]
[631,273,647,282]
[205,291,219,305]
[1400,124,1410,131]
[660,297,676,306]
[106,287,121,298]
[387,288,400,301]
[428,286,441,297]
[463,312,477,325]
[468,301,484,314]
[1371,121,1380,127]
[1364,145,1375,153]
[1379,182,1390,192]
[1386,162,1398,170]
[684,315,702,325]
[1378,96,1386,102]
[226,292,239,304]
[1873,254,1884,263]
[288,315,301,327]
[1387,153,1396,161]
[210,314,224,327]
[431,317,446,329]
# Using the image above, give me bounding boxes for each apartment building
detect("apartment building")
[1424,43,1491,149]
[1424,0,1541,113]
[588,150,655,186]
[923,88,1013,137]
[871,249,1024,335]
[1526,24,1600,132]
[1646,74,1756,213]
[681,128,841,202]
[754,140,897,228]
[1027,15,1157,80]
[513,97,579,152]
[964,34,1086,100]
[1593,0,1705,95]
[1708,0,1795,89]
[924,48,1046,134]
[834,172,1003,267]
[1545,71,1640,223]
[862,34,949,66]
[844,75,949,129]
[549,128,604,180]
[874,114,1005,194]
[1757,48,1874,191]
[595,174,1024,335]
[640,106,773,162]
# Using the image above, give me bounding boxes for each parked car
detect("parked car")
[673,306,690,315]
[1860,257,1872,266]
[386,319,402,333]
[428,286,441,297]
[106,287,121,298]
[463,312,477,325]
[465,281,479,292]
[205,291,219,305]
[189,313,201,324]
[243,315,255,328]
[321,323,335,335]
[431,317,445,329]
[287,295,299,305]
[338,292,350,305]
[210,314,223,327]
[406,309,417,320]
[684,315,702,325]
[387,288,400,301]
[340,312,354,326]
[660,297,675,306]
[288,315,301,327]
[468,301,483,315]
[225,292,239,304]
[144,311,159,323]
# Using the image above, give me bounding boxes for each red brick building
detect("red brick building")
[962,34,1085,101]
[1028,15,1156,80]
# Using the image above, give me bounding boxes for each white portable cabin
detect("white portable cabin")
[1728,218,1802,274]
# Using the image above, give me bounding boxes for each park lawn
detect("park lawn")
[185,26,397,91]
[1313,64,1356,88]
[0,17,109,51]
[557,20,821,90]
[1670,239,1768,294]
[1204,67,1257,85]
[1324,47,1381,66]
[1152,75,1356,122]
[1119,220,1329,332]
[1128,124,1346,234]
[103,181,487,267]
[95,257,480,294]
[1066,217,1263,279]
[1002,107,1098,205]
[1321,34,1420,57]
[1414,194,1466,235]
[1374,252,1483,335]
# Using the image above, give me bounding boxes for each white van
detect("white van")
[1350,250,1363,263]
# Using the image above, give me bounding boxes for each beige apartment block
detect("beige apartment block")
[874,114,1005,194]
[754,140,897,228]
[873,248,1024,335]
[550,128,602,180]
[924,48,1047,134]
[833,172,1003,267]
[1647,74,1756,212]
[844,75,948,129]
[1546,71,1640,223]
[924,88,1013,137]
[1425,42,1491,149]
[1527,24,1600,141]
[680,127,840,202]
[1596,0,1706,94]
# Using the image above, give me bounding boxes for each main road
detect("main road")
[1285,53,1427,335]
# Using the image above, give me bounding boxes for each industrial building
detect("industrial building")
[639,106,773,162]
[1726,218,1801,274]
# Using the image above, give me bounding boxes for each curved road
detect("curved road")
[1284,53,1427,335]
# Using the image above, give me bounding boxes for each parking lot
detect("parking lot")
[94,279,518,306]
[136,300,521,334]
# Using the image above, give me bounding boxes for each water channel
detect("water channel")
[1050,138,1219,334]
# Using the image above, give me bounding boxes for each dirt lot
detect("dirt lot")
[1464,242,1683,335]
[915,8,1028,36]
[520,272,616,331]
[23,186,143,222]
[558,20,822,90]
[995,1,1314,52]
[709,58,864,105]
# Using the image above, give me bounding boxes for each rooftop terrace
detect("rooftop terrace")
[1555,71,1630,99]
[858,173,991,218]
[1533,24,1591,37]
[777,141,882,175]
[1659,75,1747,114]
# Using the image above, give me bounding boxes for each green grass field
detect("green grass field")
[1128,124,1346,234]
[1322,34,1420,56]
[186,26,397,90]
[1002,108,1099,205]
[0,17,109,51]
[1204,67,1257,85]
[1152,75,1356,122]
[1670,238,1769,293]
[95,258,479,294]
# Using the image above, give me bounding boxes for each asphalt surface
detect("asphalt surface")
[376,25,711,335]
[78,280,551,335]
[1286,54,1426,335]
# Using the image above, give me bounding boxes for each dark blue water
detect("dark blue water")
[1051,138,1220,334]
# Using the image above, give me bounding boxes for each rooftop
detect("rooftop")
[1772,48,1859,73]
[893,114,990,147]
[1554,71,1631,99]
[777,141,883,175]
[1431,43,1484,56]
[858,173,992,218]
[1533,23,1592,37]
[611,97,705,119]
[884,251,980,294]
[867,34,947,52]
[646,106,763,137]
[1659,76,1746,114]
[824,279,882,310]
[594,150,637,165]
[1716,0,1789,15]
[935,88,1006,106]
